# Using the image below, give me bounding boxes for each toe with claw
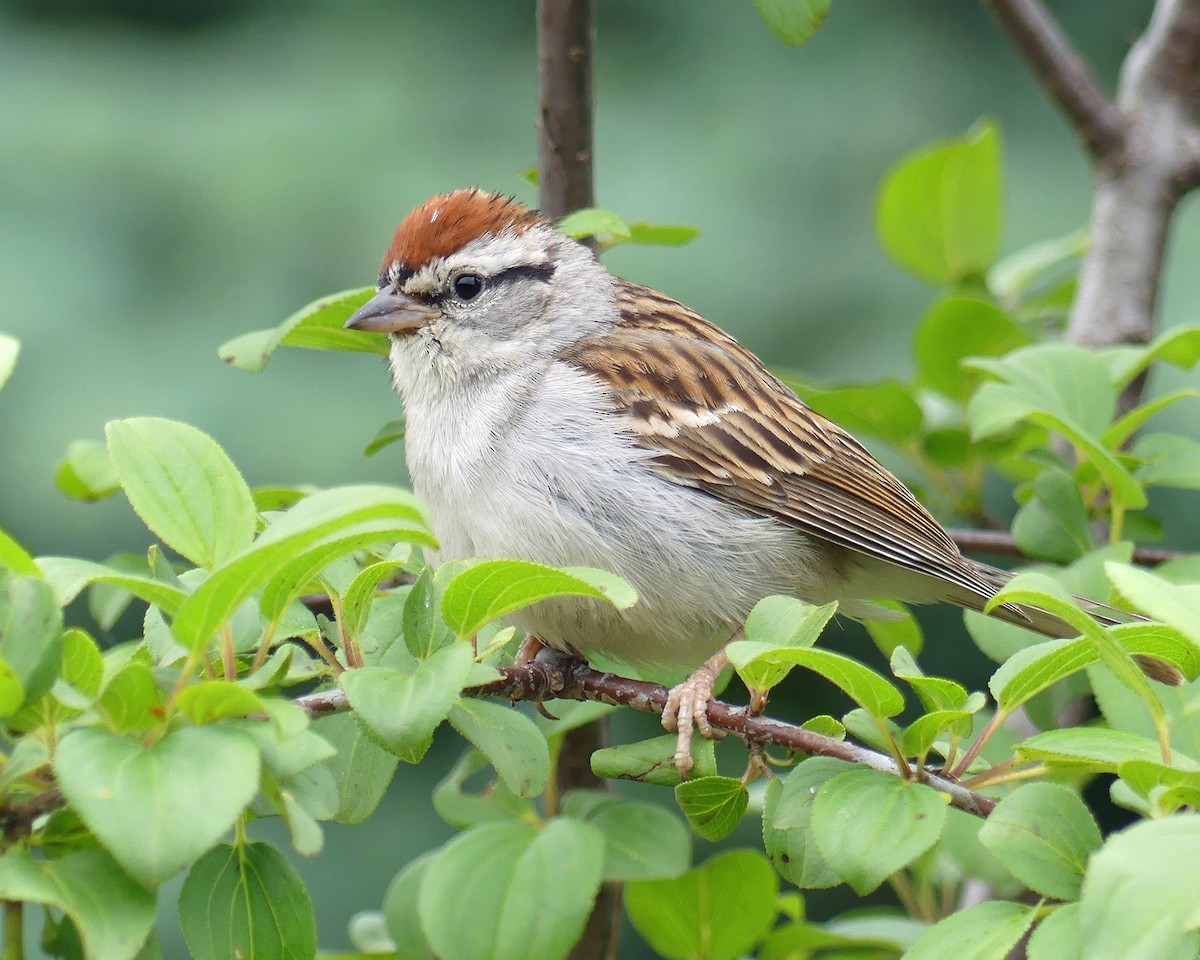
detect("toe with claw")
[662,650,730,776]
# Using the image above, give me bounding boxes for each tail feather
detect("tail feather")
[946,562,1185,687]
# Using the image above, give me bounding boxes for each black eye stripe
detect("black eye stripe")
[492,262,557,285]
[393,262,558,305]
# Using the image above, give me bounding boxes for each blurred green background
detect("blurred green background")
[4,0,1198,955]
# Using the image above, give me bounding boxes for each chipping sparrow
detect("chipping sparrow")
[345,189,1180,770]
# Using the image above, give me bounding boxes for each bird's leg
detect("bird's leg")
[662,633,740,776]
[512,635,559,720]
[514,633,547,666]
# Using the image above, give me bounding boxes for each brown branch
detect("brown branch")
[947,527,1185,566]
[983,0,1126,160]
[535,5,613,956]
[536,0,594,221]
[0,788,63,843]
[294,661,998,819]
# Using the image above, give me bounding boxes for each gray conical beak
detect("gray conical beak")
[344,288,438,335]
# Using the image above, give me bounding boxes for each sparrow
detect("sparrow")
[345,189,1181,771]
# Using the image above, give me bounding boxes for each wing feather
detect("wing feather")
[560,280,995,598]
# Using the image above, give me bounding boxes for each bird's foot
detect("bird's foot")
[662,649,729,777]
[512,635,560,720]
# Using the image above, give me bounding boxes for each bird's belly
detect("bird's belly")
[419,452,822,669]
[399,359,834,669]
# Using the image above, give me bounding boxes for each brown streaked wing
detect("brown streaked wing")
[562,280,992,595]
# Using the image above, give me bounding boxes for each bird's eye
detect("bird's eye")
[453,273,484,301]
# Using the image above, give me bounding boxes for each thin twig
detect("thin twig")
[946,527,1185,566]
[983,0,1126,160]
[293,661,998,819]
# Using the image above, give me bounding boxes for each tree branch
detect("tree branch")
[535,5,614,956]
[983,0,1126,160]
[988,0,1200,409]
[294,661,998,819]
[536,0,594,220]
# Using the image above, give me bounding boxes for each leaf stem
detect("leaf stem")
[949,712,1002,779]
[220,625,237,682]
[3,900,22,960]
[887,871,924,920]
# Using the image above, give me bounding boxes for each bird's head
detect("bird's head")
[345,189,613,364]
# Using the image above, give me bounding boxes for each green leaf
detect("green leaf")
[1012,468,1094,563]
[1105,390,1198,449]
[319,712,400,824]
[1132,433,1200,490]
[340,559,405,643]
[990,637,1093,717]
[967,345,1145,510]
[591,734,717,787]
[761,758,848,888]
[752,0,831,45]
[440,559,635,639]
[1080,815,1200,960]
[1028,903,1083,960]
[626,222,701,246]
[1106,561,1200,648]
[56,440,121,502]
[978,783,1100,900]
[173,484,432,651]
[94,659,163,733]
[586,799,692,881]
[383,853,437,960]
[175,680,264,725]
[626,850,778,960]
[419,819,604,960]
[36,556,186,615]
[364,418,406,457]
[0,527,38,576]
[179,841,317,960]
[801,714,846,738]
[218,287,387,373]
[865,600,924,658]
[400,567,453,660]
[432,749,532,828]
[54,726,262,888]
[106,418,256,569]
[902,709,977,760]
[876,121,1001,285]
[0,849,155,960]
[556,208,631,243]
[788,379,924,444]
[448,698,550,798]
[727,599,837,690]
[0,570,63,706]
[811,767,948,894]
[914,297,1027,401]
[889,647,969,712]
[0,656,23,717]
[0,333,18,391]
[674,776,749,841]
[903,900,1038,960]
[1117,760,1200,812]
[989,228,1088,305]
[1016,728,1178,772]
[341,643,473,762]
[755,647,905,718]
[1104,325,1200,390]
